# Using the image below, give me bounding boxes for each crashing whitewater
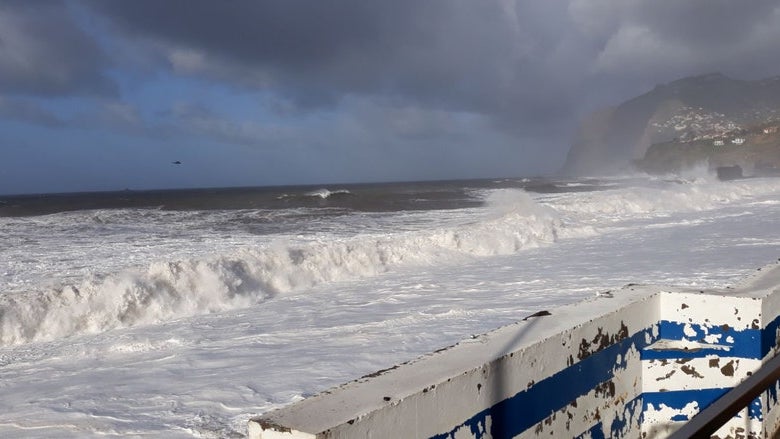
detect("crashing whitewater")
[1,175,780,437]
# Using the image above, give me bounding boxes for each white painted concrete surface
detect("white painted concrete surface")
[249,261,780,438]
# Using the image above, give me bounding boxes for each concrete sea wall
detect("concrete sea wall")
[249,261,780,438]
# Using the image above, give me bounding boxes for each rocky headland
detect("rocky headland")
[563,73,780,177]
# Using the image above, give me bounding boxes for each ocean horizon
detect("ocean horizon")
[2,171,780,437]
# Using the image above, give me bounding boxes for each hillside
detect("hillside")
[635,123,780,176]
[562,73,780,175]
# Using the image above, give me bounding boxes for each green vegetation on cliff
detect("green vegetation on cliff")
[564,73,780,176]
[635,123,780,175]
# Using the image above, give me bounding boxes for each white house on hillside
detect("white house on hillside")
[731,138,746,145]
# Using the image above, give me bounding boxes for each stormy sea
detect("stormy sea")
[1,172,780,437]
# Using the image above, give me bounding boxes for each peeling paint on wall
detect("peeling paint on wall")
[431,327,652,439]
[249,266,780,439]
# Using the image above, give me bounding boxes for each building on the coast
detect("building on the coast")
[764,126,778,134]
[732,137,746,145]
[713,140,725,146]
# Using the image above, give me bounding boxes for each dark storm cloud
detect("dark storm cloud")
[570,0,780,83]
[86,1,780,142]
[629,0,778,46]
[86,0,604,149]
[0,1,116,97]
[4,0,780,180]
[88,0,526,112]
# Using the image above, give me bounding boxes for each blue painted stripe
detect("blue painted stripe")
[658,321,761,359]
[429,312,780,439]
[760,314,780,405]
[767,377,780,408]
[656,313,780,359]
[606,395,643,438]
[547,396,644,439]
[574,423,605,439]
[644,389,763,421]
[659,315,780,358]
[762,313,780,357]
[641,346,739,360]
[430,327,655,439]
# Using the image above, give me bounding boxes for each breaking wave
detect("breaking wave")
[3,177,780,347]
[305,189,352,199]
[277,188,353,201]
[0,190,565,346]
[550,177,780,222]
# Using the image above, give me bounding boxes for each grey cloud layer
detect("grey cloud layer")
[88,1,780,130]
[0,1,115,97]
[3,0,780,175]
[571,0,780,80]
[0,96,63,127]
[90,1,529,112]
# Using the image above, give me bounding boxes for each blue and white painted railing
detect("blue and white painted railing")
[249,261,780,438]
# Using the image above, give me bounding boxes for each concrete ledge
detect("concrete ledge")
[249,260,780,439]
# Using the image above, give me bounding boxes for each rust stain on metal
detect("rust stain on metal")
[617,322,629,341]
[721,360,735,377]
[593,380,616,399]
[656,370,676,381]
[680,364,704,378]
[709,358,720,368]
[577,322,630,361]
[578,338,592,361]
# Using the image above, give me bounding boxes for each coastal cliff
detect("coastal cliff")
[563,73,780,176]
[636,122,780,176]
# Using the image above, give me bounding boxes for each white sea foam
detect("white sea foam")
[2,177,780,436]
[276,188,352,201]
[3,179,780,347]
[304,188,352,199]
[548,178,780,223]
[0,190,565,346]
